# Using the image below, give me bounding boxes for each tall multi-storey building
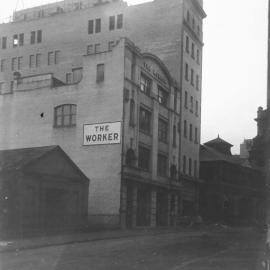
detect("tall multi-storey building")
[0,0,206,227]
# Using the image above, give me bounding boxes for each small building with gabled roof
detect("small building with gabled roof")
[0,145,89,238]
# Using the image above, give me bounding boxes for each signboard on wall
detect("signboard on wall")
[83,122,121,146]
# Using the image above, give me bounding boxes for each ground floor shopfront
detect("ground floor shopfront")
[120,176,200,228]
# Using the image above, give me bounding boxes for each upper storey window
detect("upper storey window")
[109,14,123,30]
[88,18,101,34]
[140,73,152,96]
[1,37,7,49]
[109,16,115,30]
[13,35,18,47]
[158,86,169,107]
[54,104,77,128]
[117,14,123,29]
[139,107,151,135]
[96,64,105,83]
[30,30,42,44]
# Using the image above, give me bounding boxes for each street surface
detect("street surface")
[0,229,267,270]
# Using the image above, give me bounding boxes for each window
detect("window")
[117,14,123,29]
[188,158,192,176]
[184,120,187,138]
[129,99,135,127]
[173,125,176,147]
[138,145,151,171]
[140,73,151,95]
[48,52,54,65]
[0,82,4,91]
[158,118,168,143]
[0,59,5,72]
[174,88,177,111]
[37,30,42,43]
[54,51,60,64]
[66,73,72,84]
[95,18,101,33]
[10,81,14,92]
[2,37,7,49]
[192,17,195,29]
[19,33,24,46]
[109,16,115,30]
[29,55,35,68]
[190,96,193,112]
[184,91,188,108]
[185,36,189,53]
[158,86,168,106]
[13,34,18,47]
[183,155,186,174]
[54,104,76,128]
[197,25,200,37]
[196,75,200,90]
[96,63,104,83]
[185,63,189,81]
[87,44,93,55]
[11,57,17,71]
[95,43,100,53]
[108,41,114,51]
[36,53,41,67]
[88,20,94,34]
[157,153,167,177]
[191,69,194,85]
[139,107,151,134]
[196,49,200,65]
[189,124,193,141]
[18,57,23,70]
[186,10,190,22]
[194,160,197,177]
[191,43,195,58]
[30,31,36,44]
[170,164,177,179]
[195,127,198,144]
[195,101,199,116]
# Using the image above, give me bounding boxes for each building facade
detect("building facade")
[200,137,265,225]
[0,0,206,227]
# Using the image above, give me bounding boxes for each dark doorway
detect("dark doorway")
[156,191,168,226]
[136,187,151,226]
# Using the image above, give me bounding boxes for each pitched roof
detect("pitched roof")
[204,136,233,147]
[200,144,261,171]
[0,145,57,172]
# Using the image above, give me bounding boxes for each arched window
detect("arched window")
[173,125,176,147]
[126,148,136,166]
[54,104,76,127]
[170,164,177,179]
[129,99,135,127]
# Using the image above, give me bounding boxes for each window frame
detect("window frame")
[117,14,123,29]
[30,31,36,44]
[140,73,152,96]
[37,30,42,43]
[157,153,168,177]
[95,18,101,33]
[88,20,94,34]
[139,106,152,135]
[2,37,7,49]
[138,145,151,171]
[54,104,77,128]
[157,86,169,107]
[158,117,168,143]
[96,63,105,83]
[109,16,115,30]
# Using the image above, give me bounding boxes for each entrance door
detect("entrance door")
[136,187,150,226]
[156,191,168,226]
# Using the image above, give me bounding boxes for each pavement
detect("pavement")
[0,227,207,253]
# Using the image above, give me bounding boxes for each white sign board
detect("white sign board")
[83,122,121,146]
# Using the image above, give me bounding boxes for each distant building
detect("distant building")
[200,137,265,225]
[0,0,206,227]
[240,139,253,159]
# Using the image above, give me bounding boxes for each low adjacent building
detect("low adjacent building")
[0,145,89,238]
[200,137,265,225]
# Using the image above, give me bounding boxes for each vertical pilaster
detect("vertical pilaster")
[167,193,171,226]
[120,182,127,229]
[132,185,138,227]
[150,189,157,227]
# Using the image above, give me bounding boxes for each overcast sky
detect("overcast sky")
[0,0,268,153]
